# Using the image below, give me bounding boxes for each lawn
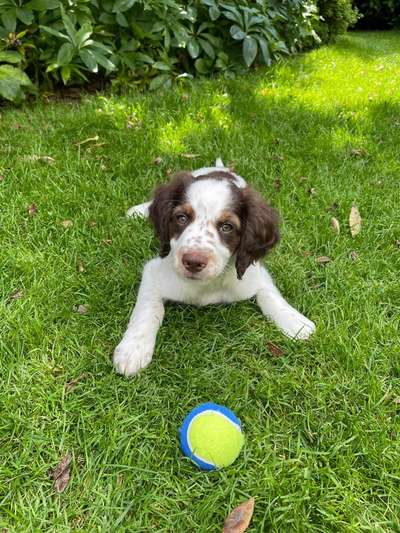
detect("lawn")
[1,30,399,531]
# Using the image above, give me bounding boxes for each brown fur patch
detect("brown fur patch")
[215,209,242,253]
[148,172,194,256]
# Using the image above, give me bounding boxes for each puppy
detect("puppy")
[114,159,315,376]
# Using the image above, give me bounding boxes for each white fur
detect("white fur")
[115,160,316,376]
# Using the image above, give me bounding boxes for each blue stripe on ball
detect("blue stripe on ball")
[179,402,242,471]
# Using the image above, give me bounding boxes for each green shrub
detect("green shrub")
[353,0,400,29]
[0,0,340,103]
[316,0,359,42]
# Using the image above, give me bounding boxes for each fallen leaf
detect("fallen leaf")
[101,239,112,245]
[76,304,88,315]
[266,342,284,357]
[27,202,37,217]
[75,135,99,146]
[350,148,367,158]
[181,153,200,159]
[273,178,281,191]
[273,154,285,161]
[51,366,64,376]
[78,262,85,273]
[395,240,400,248]
[349,204,362,237]
[330,217,340,234]
[0,175,5,182]
[62,220,73,228]
[50,452,72,493]
[299,176,307,182]
[393,398,400,405]
[350,251,359,261]
[222,497,255,533]
[316,256,331,264]
[27,155,55,165]
[153,156,163,165]
[65,373,87,392]
[9,289,23,300]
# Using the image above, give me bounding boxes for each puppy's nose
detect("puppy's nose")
[182,252,208,273]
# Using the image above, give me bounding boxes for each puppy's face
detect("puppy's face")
[149,171,279,281]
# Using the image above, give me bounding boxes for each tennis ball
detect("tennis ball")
[179,402,244,470]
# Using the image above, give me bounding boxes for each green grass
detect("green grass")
[1,30,400,531]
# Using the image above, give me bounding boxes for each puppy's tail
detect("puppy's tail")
[215,157,224,168]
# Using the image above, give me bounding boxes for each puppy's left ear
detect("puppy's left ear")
[235,187,280,279]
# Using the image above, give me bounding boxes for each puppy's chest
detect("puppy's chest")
[161,272,259,306]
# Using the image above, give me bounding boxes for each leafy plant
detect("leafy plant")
[316,0,359,42]
[0,0,347,103]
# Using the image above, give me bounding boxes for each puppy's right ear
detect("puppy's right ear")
[148,172,193,257]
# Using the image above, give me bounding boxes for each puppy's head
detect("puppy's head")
[149,171,279,281]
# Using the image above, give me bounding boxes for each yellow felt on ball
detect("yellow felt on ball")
[183,406,244,469]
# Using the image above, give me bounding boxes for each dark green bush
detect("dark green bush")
[0,0,346,103]
[353,0,400,29]
[316,0,359,42]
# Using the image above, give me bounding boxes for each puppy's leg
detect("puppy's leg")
[113,260,164,376]
[256,267,315,340]
[126,200,152,219]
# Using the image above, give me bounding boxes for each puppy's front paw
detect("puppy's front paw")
[278,312,316,340]
[113,338,154,377]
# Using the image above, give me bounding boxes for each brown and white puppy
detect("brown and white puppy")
[114,159,315,376]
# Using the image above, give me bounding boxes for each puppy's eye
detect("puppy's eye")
[176,213,189,225]
[220,222,234,233]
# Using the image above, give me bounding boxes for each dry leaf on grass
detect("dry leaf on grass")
[222,497,255,533]
[65,373,87,392]
[78,262,85,273]
[316,256,331,264]
[153,156,163,165]
[273,178,281,190]
[395,240,400,248]
[50,452,72,493]
[266,342,284,358]
[393,398,400,405]
[349,204,362,237]
[101,239,112,245]
[181,153,200,159]
[27,155,55,165]
[62,220,73,228]
[76,304,88,315]
[9,289,23,300]
[330,217,340,234]
[350,148,368,158]
[27,202,37,216]
[350,251,359,261]
[75,135,99,146]
[0,175,5,182]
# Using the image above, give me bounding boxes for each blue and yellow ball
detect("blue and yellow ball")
[179,402,244,470]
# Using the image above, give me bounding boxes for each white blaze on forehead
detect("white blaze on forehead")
[185,179,233,220]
